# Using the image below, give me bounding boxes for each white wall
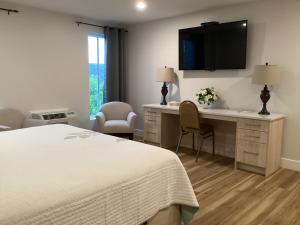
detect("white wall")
[128,0,300,161]
[0,2,104,129]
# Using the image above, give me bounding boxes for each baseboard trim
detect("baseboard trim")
[281,158,300,172]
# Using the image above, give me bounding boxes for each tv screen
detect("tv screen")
[179,20,247,71]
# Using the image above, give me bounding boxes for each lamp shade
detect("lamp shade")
[252,64,281,85]
[157,67,176,83]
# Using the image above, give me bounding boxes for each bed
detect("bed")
[0,125,199,225]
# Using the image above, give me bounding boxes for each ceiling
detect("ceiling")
[5,0,257,25]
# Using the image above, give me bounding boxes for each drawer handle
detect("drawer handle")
[147,111,157,114]
[147,119,157,122]
[245,135,260,139]
[147,131,156,134]
[244,151,259,155]
[245,123,261,127]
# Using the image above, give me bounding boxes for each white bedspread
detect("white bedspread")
[0,125,198,225]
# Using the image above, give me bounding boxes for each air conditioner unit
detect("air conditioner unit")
[28,108,77,126]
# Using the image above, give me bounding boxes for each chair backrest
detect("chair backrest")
[0,108,25,130]
[100,102,133,121]
[179,101,201,131]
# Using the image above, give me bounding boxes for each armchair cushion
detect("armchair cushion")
[100,102,133,121]
[102,120,130,134]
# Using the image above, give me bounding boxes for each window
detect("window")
[88,33,106,118]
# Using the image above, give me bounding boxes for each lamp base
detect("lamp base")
[160,82,168,105]
[259,108,270,115]
[161,100,167,105]
[258,85,271,115]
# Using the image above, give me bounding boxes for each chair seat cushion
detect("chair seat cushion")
[103,120,132,134]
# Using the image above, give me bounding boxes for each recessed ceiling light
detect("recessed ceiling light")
[136,1,147,11]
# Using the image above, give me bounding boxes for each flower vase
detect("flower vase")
[199,103,212,109]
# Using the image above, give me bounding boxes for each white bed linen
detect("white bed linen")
[0,125,198,225]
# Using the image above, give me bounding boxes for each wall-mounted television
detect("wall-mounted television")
[179,20,248,71]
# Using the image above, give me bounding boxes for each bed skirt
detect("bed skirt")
[147,205,181,225]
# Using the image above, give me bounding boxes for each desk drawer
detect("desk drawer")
[144,122,159,133]
[237,140,267,167]
[237,129,268,144]
[144,130,160,143]
[238,119,269,132]
[144,108,161,116]
[144,115,161,124]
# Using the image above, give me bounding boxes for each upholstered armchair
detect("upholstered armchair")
[0,108,48,131]
[96,102,137,140]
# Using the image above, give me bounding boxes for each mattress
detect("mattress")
[0,125,198,225]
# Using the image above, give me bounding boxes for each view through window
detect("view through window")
[88,33,106,118]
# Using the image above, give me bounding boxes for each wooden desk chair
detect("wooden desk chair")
[176,101,215,161]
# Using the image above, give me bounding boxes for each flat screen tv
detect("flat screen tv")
[179,20,247,71]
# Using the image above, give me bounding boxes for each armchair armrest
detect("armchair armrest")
[96,112,106,132]
[22,119,49,128]
[0,125,12,132]
[127,112,137,132]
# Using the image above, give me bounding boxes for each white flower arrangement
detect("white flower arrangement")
[196,87,219,105]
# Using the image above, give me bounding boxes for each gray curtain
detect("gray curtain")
[104,27,128,103]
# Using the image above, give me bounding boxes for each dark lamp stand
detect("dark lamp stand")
[160,82,168,105]
[253,62,280,116]
[158,66,175,105]
[259,84,271,115]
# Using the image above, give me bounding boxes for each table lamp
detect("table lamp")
[252,63,281,115]
[157,67,176,105]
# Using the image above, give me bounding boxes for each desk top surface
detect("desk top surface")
[143,104,285,121]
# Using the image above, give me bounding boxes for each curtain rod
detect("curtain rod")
[75,21,128,32]
[0,7,19,15]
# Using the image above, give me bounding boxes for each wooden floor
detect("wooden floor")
[178,148,300,225]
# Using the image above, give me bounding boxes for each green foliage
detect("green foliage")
[89,63,106,117]
[89,72,104,118]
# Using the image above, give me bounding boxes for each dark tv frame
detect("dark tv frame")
[179,20,248,71]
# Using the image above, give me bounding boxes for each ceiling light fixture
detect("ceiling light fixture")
[136,0,147,11]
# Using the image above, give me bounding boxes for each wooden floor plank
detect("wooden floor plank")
[177,148,300,225]
[259,184,300,225]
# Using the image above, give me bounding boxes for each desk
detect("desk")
[143,104,285,176]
